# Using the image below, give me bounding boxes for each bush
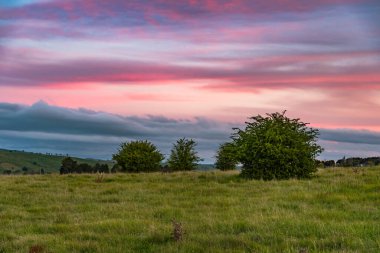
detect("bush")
[168,138,201,171]
[100,164,110,173]
[112,140,164,172]
[93,163,109,173]
[60,157,77,174]
[233,111,322,180]
[76,163,93,173]
[3,169,12,175]
[215,142,237,170]
[111,164,121,173]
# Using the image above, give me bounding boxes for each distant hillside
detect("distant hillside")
[0,149,114,174]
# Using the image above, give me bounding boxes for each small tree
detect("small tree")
[60,157,77,174]
[215,142,238,171]
[233,111,322,180]
[168,138,202,171]
[112,140,164,172]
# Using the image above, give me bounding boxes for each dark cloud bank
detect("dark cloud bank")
[1,101,380,162]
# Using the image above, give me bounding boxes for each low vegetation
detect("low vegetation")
[59,157,111,174]
[0,167,379,252]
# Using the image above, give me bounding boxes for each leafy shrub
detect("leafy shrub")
[215,142,238,171]
[168,138,201,171]
[76,163,92,173]
[60,157,77,174]
[233,111,322,180]
[112,140,164,172]
[95,163,109,173]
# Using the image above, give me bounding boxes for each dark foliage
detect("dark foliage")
[3,169,12,175]
[336,156,380,167]
[160,164,172,173]
[111,164,122,173]
[60,157,110,174]
[94,163,110,173]
[76,163,93,173]
[316,160,335,168]
[60,157,77,174]
[233,111,323,180]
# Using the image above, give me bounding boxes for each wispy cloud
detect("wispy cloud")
[1,51,379,89]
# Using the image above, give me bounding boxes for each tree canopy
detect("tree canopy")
[112,140,164,172]
[60,157,77,174]
[233,111,322,180]
[168,138,201,171]
[215,142,238,171]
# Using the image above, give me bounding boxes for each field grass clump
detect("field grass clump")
[0,167,379,252]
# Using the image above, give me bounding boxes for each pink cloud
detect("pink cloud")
[1,46,379,91]
[1,0,369,24]
[1,0,379,139]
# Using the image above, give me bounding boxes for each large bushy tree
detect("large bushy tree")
[215,142,237,170]
[112,140,164,172]
[168,138,201,171]
[233,111,322,180]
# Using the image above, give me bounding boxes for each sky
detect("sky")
[1,0,380,162]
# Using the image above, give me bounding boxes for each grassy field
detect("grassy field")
[0,168,379,253]
[0,149,114,174]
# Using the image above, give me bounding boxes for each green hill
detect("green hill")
[0,149,214,174]
[0,149,114,174]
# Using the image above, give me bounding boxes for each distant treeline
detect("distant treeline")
[2,167,47,175]
[60,157,114,174]
[318,157,380,168]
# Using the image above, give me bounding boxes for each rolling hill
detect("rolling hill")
[0,149,215,174]
[0,149,114,174]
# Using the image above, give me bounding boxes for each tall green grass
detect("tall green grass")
[0,168,379,252]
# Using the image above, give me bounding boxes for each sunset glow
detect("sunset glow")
[1,0,380,161]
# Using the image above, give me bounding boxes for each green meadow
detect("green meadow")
[0,168,379,253]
